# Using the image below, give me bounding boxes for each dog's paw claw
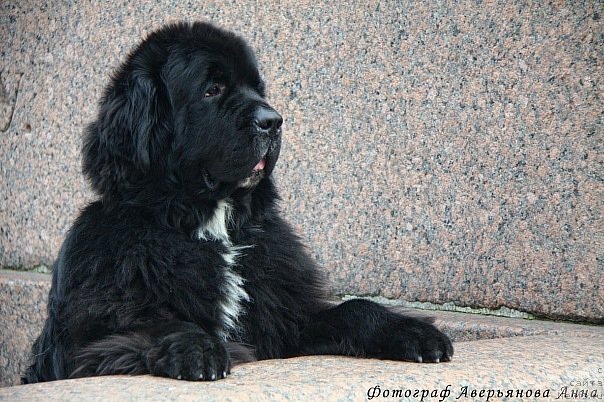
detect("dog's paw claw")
[377,318,454,364]
[147,329,230,381]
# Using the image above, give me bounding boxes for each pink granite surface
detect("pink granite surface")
[1,335,603,401]
[1,270,602,387]
[0,2,602,322]
[0,271,49,387]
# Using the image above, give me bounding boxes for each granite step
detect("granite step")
[1,269,602,400]
[1,335,603,401]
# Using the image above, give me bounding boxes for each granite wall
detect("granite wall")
[1,1,602,322]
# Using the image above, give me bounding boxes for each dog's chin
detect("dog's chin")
[237,170,265,189]
[201,136,281,197]
[201,157,270,196]
[236,157,267,189]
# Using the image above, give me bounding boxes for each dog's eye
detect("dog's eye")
[204,83,225,98]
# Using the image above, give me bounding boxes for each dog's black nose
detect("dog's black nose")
[253,107,283,136]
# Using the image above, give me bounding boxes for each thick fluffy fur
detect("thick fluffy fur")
[23,22,453,384]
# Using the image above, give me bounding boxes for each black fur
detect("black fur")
[23,22,453,384]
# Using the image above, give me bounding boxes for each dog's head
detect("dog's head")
[83,22,282,202]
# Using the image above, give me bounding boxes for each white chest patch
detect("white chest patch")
[196,200,232,244]
[196,200,250,341]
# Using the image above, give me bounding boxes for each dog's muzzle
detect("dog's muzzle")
[253,106,282,139]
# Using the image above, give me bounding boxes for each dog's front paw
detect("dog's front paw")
[147,330,230,381]
[378,317,453,363]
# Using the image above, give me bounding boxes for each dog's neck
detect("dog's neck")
[194,198,251,341]
[196,199,233,245]
[186,176,278,239]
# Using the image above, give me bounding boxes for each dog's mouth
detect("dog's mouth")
[202,155,271,193]
[201,135,281,195]
[238,157,267,188]
[252,158,266,173]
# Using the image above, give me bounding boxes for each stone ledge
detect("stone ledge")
[0,270,51,386]
[2,269,603,390]
[1,335,603,401]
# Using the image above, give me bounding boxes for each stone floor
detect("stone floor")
[1,270,603,400]
[1,335,603,401]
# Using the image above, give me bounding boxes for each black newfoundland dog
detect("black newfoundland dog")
[23,22,452,383]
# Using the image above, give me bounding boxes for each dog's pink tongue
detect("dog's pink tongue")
[253,158,266,171]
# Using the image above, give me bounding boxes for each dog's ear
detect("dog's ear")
[83,69,168,196]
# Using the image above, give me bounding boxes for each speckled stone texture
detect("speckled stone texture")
[1,335,603,401]
[1,270,602,387]
[1,2,602,322]
[0,271,49,386]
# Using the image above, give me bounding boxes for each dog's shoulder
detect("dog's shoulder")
[61,201,224,278]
